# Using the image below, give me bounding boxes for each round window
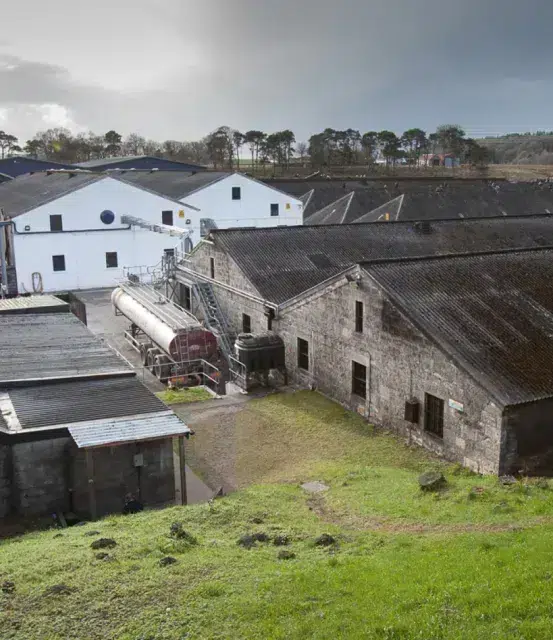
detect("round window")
[100,210,115,225]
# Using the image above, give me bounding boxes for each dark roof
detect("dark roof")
[209,215,553,304]
[76,155,206,171]
[269,179,553,222]
[0,157,79,178]
[364,249,553,406]
[0,171,102,217]
[0,312,130,385]
[7,376,166,430]
[114,171,229,200]
[306,193,355,225]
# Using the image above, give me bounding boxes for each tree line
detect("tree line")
[0,123,490,169]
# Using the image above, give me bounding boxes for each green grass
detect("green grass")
[156,386,213,405]
[3,391,553,639]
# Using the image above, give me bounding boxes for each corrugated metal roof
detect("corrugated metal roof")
[0,157,79,178]
[7,377,166,430]
[0,312,131,385]
[306,192,355,225]
[209,215,553,304]
[269,178,553,222]
[0,171,103,218]
[364,248,553,406]
[69,411,190,448]
[0,295,69,315]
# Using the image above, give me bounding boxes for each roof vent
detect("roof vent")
[414,221,432,234]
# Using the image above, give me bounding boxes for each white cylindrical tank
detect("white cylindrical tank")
[112,287,179,357]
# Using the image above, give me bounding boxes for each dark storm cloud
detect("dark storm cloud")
[3,0,553,140]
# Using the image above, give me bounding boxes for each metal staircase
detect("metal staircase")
[193,282,235,361]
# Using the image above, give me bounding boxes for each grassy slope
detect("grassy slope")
[3,392,553,639]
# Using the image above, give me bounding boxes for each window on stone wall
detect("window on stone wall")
[297,338,309,371]
[242,313,252,333]
[210,257,215,279]
[352,361,367,398]
[232,186,241,200]
[355,300,364,333]
[162,210,174,226]
[181,284,191,311]
[424,393,444,438]
[270,203,279,216]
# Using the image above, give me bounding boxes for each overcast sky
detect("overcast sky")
[1,0,553,144]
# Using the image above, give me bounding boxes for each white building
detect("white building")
[114,171,304,233]
[0,172,198,293]
[0,170,303,294]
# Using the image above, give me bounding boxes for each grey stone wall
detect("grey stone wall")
[0,445,11,518]
[188,249,505,474]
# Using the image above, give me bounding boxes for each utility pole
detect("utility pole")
[0,209,12,299]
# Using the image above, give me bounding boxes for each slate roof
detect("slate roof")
[364,249,553,406]
[0,171,102,217]
[0,312,130,385]
[7,376,166,430]
[76,155,206,171]
[114,171,230,200]
[209,215,553,304]
[269,179,553,222]
[69,411,189,448]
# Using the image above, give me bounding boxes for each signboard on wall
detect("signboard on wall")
[448,399,464,412]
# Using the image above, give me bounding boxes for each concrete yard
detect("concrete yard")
[75,287,214,504]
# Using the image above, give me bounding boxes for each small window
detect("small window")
[270,203,279,217]
[297,338,309,371]
[52,255,65,272]
[164,248,175,258]
[424,393,444,438]
[267,314,273,331]
[232,186,241,200]
[106,252,118,269]
[210,257,215,279]
[242,313,251,333]
[162,210,174,226]
[181,284,191,311]
[352,361,367,399]
[355,300,364,333]
[50,215,63,232]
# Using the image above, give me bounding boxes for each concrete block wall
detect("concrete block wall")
[71,440,175,518]
[11,438,72,515]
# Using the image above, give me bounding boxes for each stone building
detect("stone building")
[0,296,189,520]
[175,216,553,475]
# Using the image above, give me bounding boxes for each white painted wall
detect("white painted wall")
[12,178,189,293]
[181,174,303,230]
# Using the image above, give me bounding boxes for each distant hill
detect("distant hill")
[480,133,553,165]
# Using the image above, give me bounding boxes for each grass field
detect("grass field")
[2,392,553,639]
[155,386,213,405]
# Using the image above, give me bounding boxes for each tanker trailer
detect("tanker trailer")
[112,283,221,388]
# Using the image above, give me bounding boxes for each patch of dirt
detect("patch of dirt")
[306,494,545,534]
[90,538,117,550]
[43,584,76,597]
[277,550,296,560]
[159,556,177,567]
[2,581,15,594]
